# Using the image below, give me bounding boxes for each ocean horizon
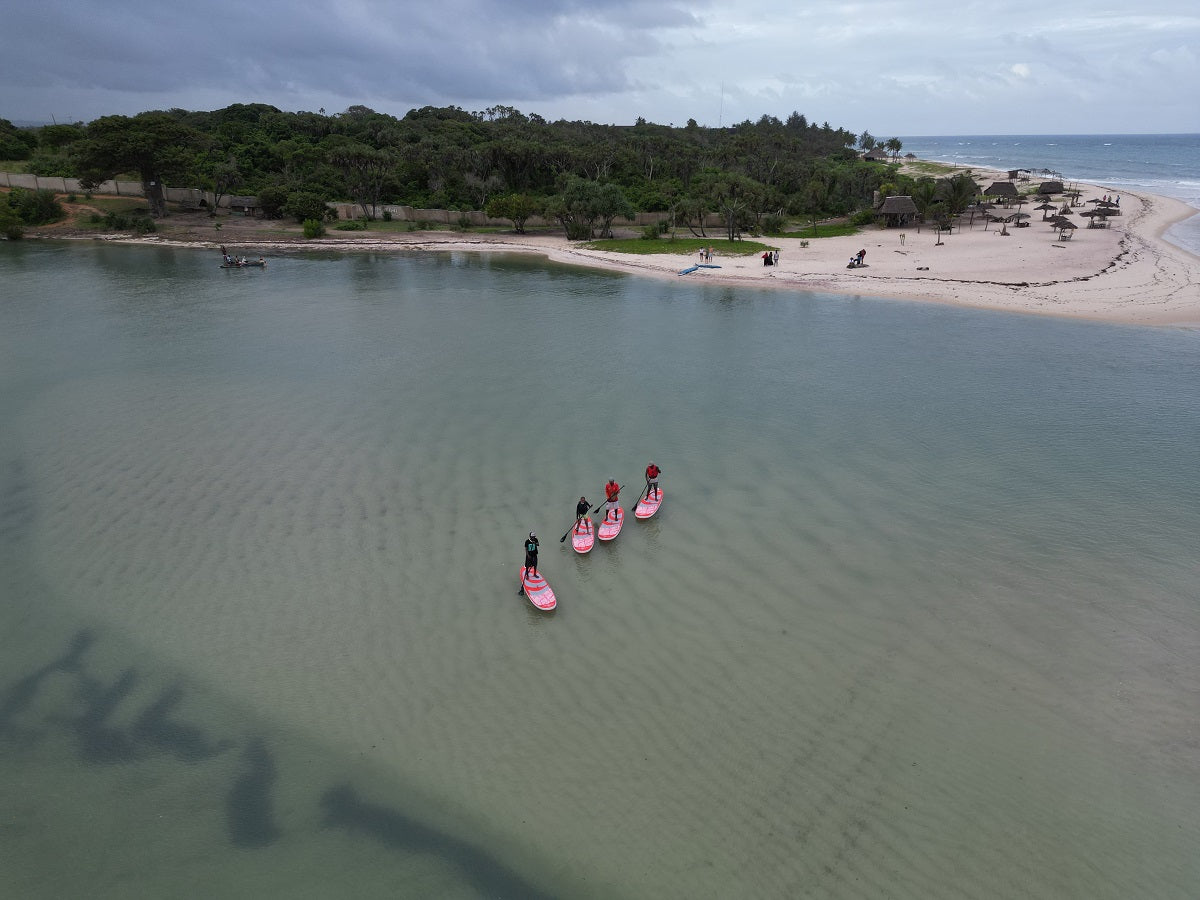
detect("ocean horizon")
[899,133,1200,257]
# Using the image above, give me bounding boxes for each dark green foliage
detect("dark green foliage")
[21,103,889,224]
[334,220,368,231]
[761,213,788,235]
[0,118,38,160]
[302,218,325,238]
[283,191,332,223]
[256,185,288,219]
[484,192,542,233]
[6,188,64,225]
[0,202,24,239]
[99,210,156,233]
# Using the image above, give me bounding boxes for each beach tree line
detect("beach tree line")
[7,104,901,237]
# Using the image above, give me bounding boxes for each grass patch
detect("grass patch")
[899,160,966,178]
[581,237,775,256]
[0,160,31,174]
[790,223,861,239]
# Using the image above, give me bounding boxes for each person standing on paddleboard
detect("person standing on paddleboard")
[645,461,661,500]
[604,479,621,522]
[523,532,540,578]
[575,496,591,533]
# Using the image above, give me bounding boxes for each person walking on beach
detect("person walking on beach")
[857,248,866,266]
[645,461,661,500]
[604,478,621,522]
[523,532,540,579]
[574,496,591,534]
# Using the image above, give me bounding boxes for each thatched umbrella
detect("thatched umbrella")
[1055,219,1077,239]
[1034,202,1057,220]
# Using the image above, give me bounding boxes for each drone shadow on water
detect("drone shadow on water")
[0,629,559,896]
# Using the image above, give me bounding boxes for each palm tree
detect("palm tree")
[884,137,903,161]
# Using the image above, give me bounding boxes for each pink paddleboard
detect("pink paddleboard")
[635,488,663,519]
[597,506,624,541]
[571,517,595,554]
[520,568,557,611]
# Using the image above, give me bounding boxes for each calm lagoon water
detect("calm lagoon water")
[2,241,1199,898]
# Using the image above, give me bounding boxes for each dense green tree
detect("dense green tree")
[485,193,542,233]
[0,119,37,160]
[22,101,886,223]
[283,191,332,223]
[73,113,204,216]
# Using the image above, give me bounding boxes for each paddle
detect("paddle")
[634,477,650,508]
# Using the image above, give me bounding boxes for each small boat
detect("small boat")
[219,245,266,268]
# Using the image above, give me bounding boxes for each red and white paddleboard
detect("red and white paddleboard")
[571,517,595,554]
[520,568,557,611]
[635,487,663,519]
[597,506,624,541]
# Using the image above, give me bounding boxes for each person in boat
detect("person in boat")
[523,532,540,578]
[603,479,621,522]
[574,496,591,533]
[645,461,661,500]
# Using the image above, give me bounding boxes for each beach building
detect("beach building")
[876,195,919,227]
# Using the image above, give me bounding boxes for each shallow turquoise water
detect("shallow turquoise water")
[2,241,1199,898]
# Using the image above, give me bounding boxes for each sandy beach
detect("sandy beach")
[42,175,1200,326]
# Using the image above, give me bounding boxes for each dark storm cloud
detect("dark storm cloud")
[0,0,703,118]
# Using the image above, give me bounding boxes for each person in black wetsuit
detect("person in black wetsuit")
[523,532,540,578]
[574,497,591,534]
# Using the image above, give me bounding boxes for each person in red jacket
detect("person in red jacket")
[603,478,621,522]
[645,461,661,500]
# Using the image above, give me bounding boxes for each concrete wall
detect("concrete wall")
[0,171,143,196]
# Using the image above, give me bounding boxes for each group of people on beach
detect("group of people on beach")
[761,249,780,266]
[521,461,662,580]
[847,248,867,268]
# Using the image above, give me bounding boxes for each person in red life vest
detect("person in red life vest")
[603,478,621,522]
[645,461,661,500]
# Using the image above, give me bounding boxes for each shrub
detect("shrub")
[381,209,393,222]
[284,191,331,224]
[256,185,288,220]
[640,223,661,240]
[8,188,64,225]
[761,213,787,235]
[1,205,24,239]
[849,209,876,227]
[334,220,367,231]
[456,214,472,229]
[302,218,325,238]
[132,217,156,235]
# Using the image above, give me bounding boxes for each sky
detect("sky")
[2,0,1197,136]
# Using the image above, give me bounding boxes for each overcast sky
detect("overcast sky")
[2,0,1197,135]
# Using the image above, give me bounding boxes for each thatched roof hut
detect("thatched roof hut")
[876,195,918,226]
[984,181,1019,200]
[864,147,889,161]
[1038,181,1064,195]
